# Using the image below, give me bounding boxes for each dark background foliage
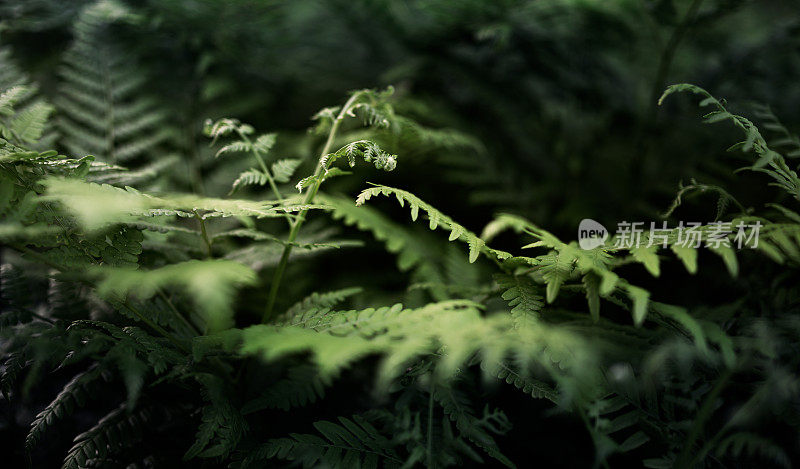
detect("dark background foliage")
[4,0,798,232]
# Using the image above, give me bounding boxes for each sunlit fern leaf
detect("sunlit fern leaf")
[355,185,512,263]
[0,86,25,115]
[212,228,348,252]
[494,273,543,328]
[538,250,576,304]
[253,133,276,154]
[42,178,330,230]
[230,168,267,194]
[282,287,363,320]
[319,139,397,174]
[242,300,597,394]
[94,260,256,332]
[215,140,251,158]
[320,193,449,297]
[0,47,55,147]
[270,158,302,183]
[490,213,750,325]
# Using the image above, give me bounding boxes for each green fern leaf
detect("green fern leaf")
[26,366,111,452]
[95,259,256,332]
[355,185,512,263]
[257,415,401,468]
[271,158,302,183]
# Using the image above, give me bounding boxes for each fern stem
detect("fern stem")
[632,0,704,184]
[157,289,201,336]
[262,91,364,322]
[427,376,435,469]
[194,210,214,258]
[120,300,190,353]
[675,368,733,467]
[238,131,293,225]
[648,0,704,121]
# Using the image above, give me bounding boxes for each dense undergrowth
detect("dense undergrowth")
[1,1,800,468]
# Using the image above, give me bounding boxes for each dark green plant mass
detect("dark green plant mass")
[1,0,800,468]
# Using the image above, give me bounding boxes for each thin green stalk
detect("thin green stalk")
[428,376,435,469]
[238,131,293,225]
[194,210,214,258]
[261,91,363,322]
[675,368,733,467]
[121,299,190,353]
[648,0,705,121]
[632,0,704,185]
[158,289,201,336]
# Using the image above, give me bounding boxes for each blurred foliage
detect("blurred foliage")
[1,0,800,467]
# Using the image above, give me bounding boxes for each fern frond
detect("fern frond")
[491,361,558,403]
[660,84,800,200]
[271,158,302,183]
[494,273,543,328]
[434,386,514,468]
[230,168,267,194]
[56,1,172,164]
[88,154,181,186]
[355,185,513,263]
[63,403,154,469]
[26,365,112,451]
[303,140,396,193]
[9,100,55,143]
[321,193,449,292]
[94,260,256,331]
[242,364,332,413]
[185,374,247,460]
[243,300,597,395]
[203,118,253,144]
[253,133,276,155]
[282,287,363,320]
[215,140,252,158]
[43,178,331,230]
[0,85,26,116]
[0,47,55,147]
[254,415,402,468]
[752,103,800,159]
[490,213,750,325]
[715,432,790,468]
